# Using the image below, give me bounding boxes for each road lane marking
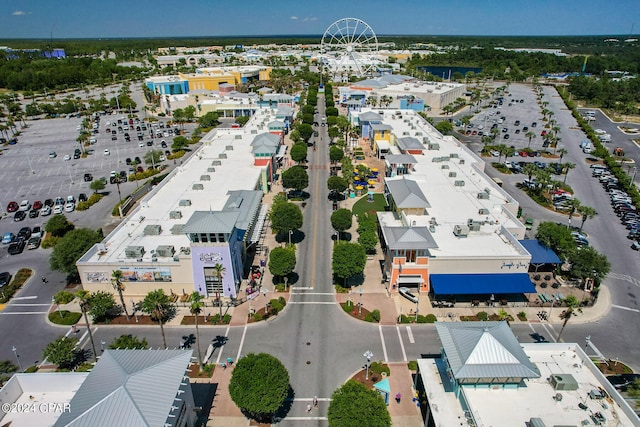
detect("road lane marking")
[379,325,389,362]
[289,292,334,295]
[236,325,247,363]
[8,303,51,307]
[11,296,38,300]
[215,325,231,365]
[396,326,407,362]
[310,150,321,290]
[539,323,556,343]
[285,417,328,421]
[0,311,48,315]
[406,325,415,344]
[287,301,335,305]
[612,304,640,313]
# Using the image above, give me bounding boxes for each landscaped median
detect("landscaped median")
[0,268,32,304]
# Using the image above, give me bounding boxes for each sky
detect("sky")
[0,0,638,39]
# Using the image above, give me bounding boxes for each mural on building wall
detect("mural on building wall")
[190,246,236,298]
[92,267,174,282]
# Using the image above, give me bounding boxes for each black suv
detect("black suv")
[84,173,93,182]
[8,240,26,255]
[0,272,11,287]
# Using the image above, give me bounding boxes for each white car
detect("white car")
[139,141,144,147]
[104,149,110,156]
[53,205,64,214]
[19,200,31,211]
[64,202,75,212]
[40,206,52,216]
[64,154,72,161]
[490,150,500,157]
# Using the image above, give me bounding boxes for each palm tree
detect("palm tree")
[141,289,176,349]
[557,148,568,163]
[557,295,580,342]
[213,263,226,317]
[563,162,575,183]
[189,292,205,370]
[577,205,597,231]
[525,131,536,148]
[76,290,98,362]
[111,270,129,320]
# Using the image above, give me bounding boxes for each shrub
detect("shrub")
[274,284,287,292]
[24,366,39,373]
[369,361,390,376]
[127,168,160,182]
[49,310,82,325]
[75,363,93,372]
[477,311,489,321]
[407,360,418,371]
[222,314,231,324]
[517,311,527,321]
[341,302,355,313]
[0,268,32,303]
[253,312,264,322]
[334,284,349,293]
[41,236,60,248]
[424,314,437,323]
[167,150,186,160]
[75,193,104,211]
[364,309,381,323]
[416,314,428,323]
[203,364,215,377]
[399,314,413,323]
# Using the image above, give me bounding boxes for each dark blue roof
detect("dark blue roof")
[431,273,535,295]
[519,239,562,264]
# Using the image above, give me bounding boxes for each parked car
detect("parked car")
[31,226,42,238]
[6,201,19,213]
[7,240,26,255]
[44,199,54,207]
[14,211,26,221]
[53,205,64,214]
[40,205,51,216]
[2,232,14,245]
[64,202,75,212]
[49,151,57,158]
[19,200,31,211]
[28,209,39,218]
[0,272,12,287]
[27,237,41,250]
[84,173,93,182]
[32,200,43,210]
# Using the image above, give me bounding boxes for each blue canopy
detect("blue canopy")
[519,239,561,264]
[431,273,536,295]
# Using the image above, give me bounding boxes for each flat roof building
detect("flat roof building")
[416,322,639,427]
[77,108,285,299]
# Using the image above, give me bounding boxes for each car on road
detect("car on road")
[7,240,25,255]
[0,272,11,288]
[525,218,534,230]
[399,287,419,303]
[40,205,51,216]
[13,211,26,221]
[27,237,41,250]
[2,232,14,245]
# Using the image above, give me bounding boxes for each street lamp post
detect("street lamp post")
[415,297,419,322]
[288,230,293,245]
[359,287,363,314]
[101,341,106,352]
[364,350,373,380]
[12,346,23,373]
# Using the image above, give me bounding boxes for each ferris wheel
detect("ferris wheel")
[320,18,379,77]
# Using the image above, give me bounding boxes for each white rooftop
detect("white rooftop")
[419,343,640,427]
[80,108,277,264]
[379,80,465,96]
[370,109,528,260]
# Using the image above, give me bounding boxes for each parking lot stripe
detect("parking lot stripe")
[379,325,389,362]
[396,325,407,362]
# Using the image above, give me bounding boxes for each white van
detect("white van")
[582,142,593,154]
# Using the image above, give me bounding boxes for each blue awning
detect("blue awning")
[519,239,562,264]
[431,273,536,295]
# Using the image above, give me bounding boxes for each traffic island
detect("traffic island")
[181,314,231,326]
[340,302,381,322]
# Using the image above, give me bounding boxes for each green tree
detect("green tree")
[109,334,148,350]
[54,290,75,305]
[50,228,102,274]
[140,289,176,349]
[86,291,119,323]
[332,242,366,285]
[268,246,296,289]
[297,123,314,141]
[189,292,205,370]
[435,120,453,135]
[111,270,129,320]
[43,336,79,370]
[358,230,378,254]
[198,111,220,128]
[329,146,344,163]
[525,130,536,148]
[536,222,575,259]
[76,290,98,362]
[183,105,196,122]
[562,162,575,183]
[269,202,303,235]
[90,179,106,194]
[577,205,597,231]
[172,135,189,152]
[327,380,391,427]
[567,246,610,282]
[45,214,75,238]
[229,353,290,423]
[144,149,163,166]
[290,143,308,163]
[281,165,309,191]
[328,126,341,140]
[331,208,353,235]
[327,176,348,194]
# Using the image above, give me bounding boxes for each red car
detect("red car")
[6,201,19,213]
[541,130,547,136]
[32,200,43,210]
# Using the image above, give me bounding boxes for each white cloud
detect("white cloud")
[302,17,309,22]
[12,10,30,16]
[290,16,298,20]
[310,17,317,21]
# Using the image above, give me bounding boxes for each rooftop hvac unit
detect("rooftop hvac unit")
[415,132,422,136]
[219,153,227,159]
[192,183,204,190]
[429,225,436,232]
[234,135,242,139]
[125,246,145,258]
[200,175,211,181]
[402,131,409,135]
[467,220,481,231]
[251,129,257,134]
[449,153,459,158]
[459,159,465,164]
[212,160,222,166]
[454,180,465,187]
[170,224,184,235]
[207,167,216,173]
[96,243,107,254]
[429,217,438,225]
[151,257,158,262]
[156,245,175,257]
[225,145,234,150]
[441,164,449,169]
[453,225,470,237]
[477,192,489,199]
[143,225,162,235]
[478,208,490,215]
[449,171,457,177]
[429,143,440,150]
[549,374,578,391]
[169,211,182,219]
